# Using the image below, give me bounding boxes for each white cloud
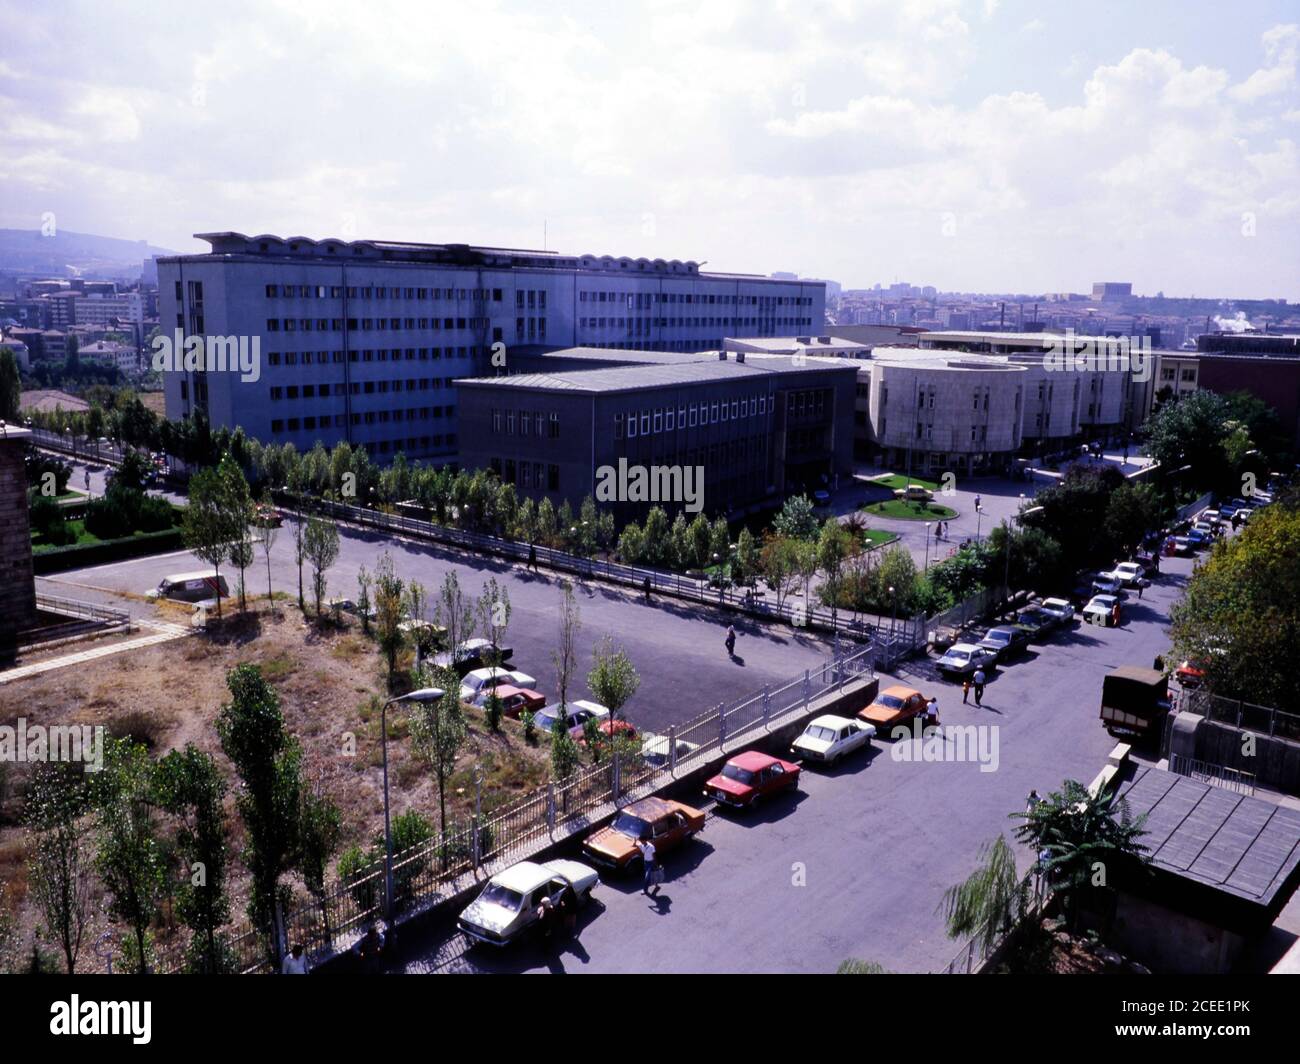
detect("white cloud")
[1229,24,1299,102]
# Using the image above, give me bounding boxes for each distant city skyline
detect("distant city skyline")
[0,0,1296,299]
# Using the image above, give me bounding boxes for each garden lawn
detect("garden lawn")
[863,499,957,520]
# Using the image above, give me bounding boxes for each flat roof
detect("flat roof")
[1116,765,1300,910]
[457,354,855,394]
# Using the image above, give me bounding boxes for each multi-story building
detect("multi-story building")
[455,348,857,521]
[74,291,144,326]
[158,232,825,463]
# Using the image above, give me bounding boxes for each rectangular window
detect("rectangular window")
[548,464,559,491]
[615,413,624,440]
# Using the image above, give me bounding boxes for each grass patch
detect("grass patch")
[864,499,957,520]
[31,518,102,549]
[257,652,297,681]
[869,472,942,491]
[859,528,898,546]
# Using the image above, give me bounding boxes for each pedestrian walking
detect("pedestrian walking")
[558,885,578,938]
[725,624,736,656]
[1111,601,1122,628]
[643,575,652,601]
[973,494,981,511]
[1025,789,1040,815]
[925,696,939,729]
[962,678,971,704]
[972,668,986,706]
[1153,654,1165,672]
[528,542,537,572]
[1137,581,1144,600]
[638,838,658,895]
[282,942,309,975]
[355,923,385,974]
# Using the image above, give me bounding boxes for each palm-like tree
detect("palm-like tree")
[1012,780,1150,933]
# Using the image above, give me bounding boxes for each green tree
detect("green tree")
[552,582,582,714]
[734,526,760,588]
[1104,482,1161,558]
[435,570,475,668]
[772,494,820,540]
[93,737,166,974]
[0,348,20,421]
[181,456,247,619]
[257,490,279,611]
[1012,780,1149,934]
[297,779,342,946]
[940,834,1029,958]
[372,553,404,687]
[153,745,232,974]
[216,663,302,961]
[302,514,341,616]
[1170,502,1300,711]
[24,767,94,974]
[760,535,802,611]
[408,668,467,842]
[817,520,856,626]
[1143,389,1233,494]
[587,636,641,730]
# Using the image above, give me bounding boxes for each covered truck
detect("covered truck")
[1100,665,1171,744]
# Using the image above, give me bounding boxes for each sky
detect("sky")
[0,0,1297,299]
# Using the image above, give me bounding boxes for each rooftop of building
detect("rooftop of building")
[159,233,824,288]
[456,351,855,394]
[724,334,870,354]
[18,389,89,414]
[1115,764,1300,911]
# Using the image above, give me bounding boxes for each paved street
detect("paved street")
[36,515,837,737]
[386,550,1188,974]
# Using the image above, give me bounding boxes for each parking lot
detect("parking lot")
[36,516,838,739]
[384,545,1192,974]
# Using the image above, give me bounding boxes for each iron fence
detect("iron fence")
[1177,687,1300,743]
[1169,753,1256,796]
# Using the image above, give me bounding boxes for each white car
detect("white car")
[459,667,537,705]
[640,732,701,768]
[1101,562,1148,589]
[1083,594,1120,626]
[936,642,997,678]
[532,699,609,735]
[1038,597,1076,625]
[791,714,875,766]
[457,859,599,947]
[1201,509,1222,527]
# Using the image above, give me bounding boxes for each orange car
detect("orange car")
[858,685,929,731]
[581,796,705,871]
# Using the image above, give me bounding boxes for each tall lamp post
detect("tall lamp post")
[924,521,932,572]
[380,686,444,926]
[975,504,985,544]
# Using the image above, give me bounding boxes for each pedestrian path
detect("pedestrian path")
[0,619,191,685]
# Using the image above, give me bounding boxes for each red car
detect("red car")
[705,750,800,809]
[1175,659,1207,688]
[575,719,638,744]
[495,685,546,719]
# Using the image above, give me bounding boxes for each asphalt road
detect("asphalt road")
[384,552,1188,974]
[37,515,837,738]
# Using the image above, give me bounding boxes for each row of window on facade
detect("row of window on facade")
[490,409,561,439]
[262,283,502,302]
[490,457,561,493]
[615,393,772,440]
[578,291,815,307]
[577,315,814,331]
[265,316,491,333]
[270,377,457,398]
[264,347,477,366]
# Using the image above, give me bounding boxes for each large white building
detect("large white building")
[159,233,824,463]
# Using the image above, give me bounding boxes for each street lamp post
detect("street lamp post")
[924,522,932,572]
[975,505,984,544]
[380,686,444,927]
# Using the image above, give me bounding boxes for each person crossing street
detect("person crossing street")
[972,667,986,706]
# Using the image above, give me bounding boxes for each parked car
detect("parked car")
[433,637,513,674]
[978,625,1030,663]
[533,699,609,736]
[1082,593,1120,626]
[1218,501,1242,519]
[459,667,537,705]
[1090,576,1127,599]
[705,751,800,809]
[1100,562,1148,589]
[1201,509,1222,528]
[146,570,229,604]
[1038,597,1076,626]
[1174,658,1208,688]
[1014,607,1057,641]
[492,685,547,719]
[859,685,930,729]
[1191,521,1217,541]
[581,797,705,871]
[457,859,599,946]
[575,718,638,744]
[253,504,283,528]
[935,644,997,679]
[792,714,875,765]
[1168,535,1196,556]
[640,732,700,768]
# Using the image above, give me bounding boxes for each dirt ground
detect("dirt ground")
[0,602,551,969]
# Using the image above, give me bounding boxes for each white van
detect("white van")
[147,571,230,604]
